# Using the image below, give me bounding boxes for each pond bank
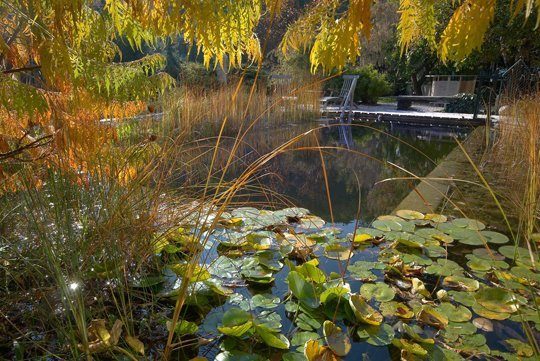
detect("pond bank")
[394,126,486,215]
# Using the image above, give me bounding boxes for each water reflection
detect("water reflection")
[184,121,471,229]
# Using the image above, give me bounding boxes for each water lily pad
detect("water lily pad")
[472,248,506,261]
[437,302,472,323]
[252,293,280,309]
[357,323,395,346]
[480,230,510,244]
[218,308,253,336]
[506,339,535,357]
[379,301,414,319]
[452,218,486,231]
[324,244,353,261]
[392,339,427,356]
[372,219,402,232]
[396,209,425,220]
[323,320,351,356]
[353,233,373,244]
[255,324,290,349]
[471,302,511,320]
[291,331,319,347]
[349,294,383,325]
[474,287,518,313]
[360,283,395,302]
[449,291,476,307]
[417,305,449,329]
[287,271,320,309]
[425,259,463,277]
[169,263,211,282]
[402,323,434,344]
[215,351,265,361]
[466,255,492,272]
[294,259,326,284]
[425,213,448,223]
[442,275,480,292]
[295,312,323,331]
[303,339,339,361]
[298,215,325,229]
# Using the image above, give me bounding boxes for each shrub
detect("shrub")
[444,93,477,114]
[325,65,391,104]
[178,61,217,88]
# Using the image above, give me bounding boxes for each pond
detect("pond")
[161,122,534,360]
[222,122,470,231]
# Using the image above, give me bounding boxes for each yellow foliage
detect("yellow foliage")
[398,0,437,53]
[438,0,497,62]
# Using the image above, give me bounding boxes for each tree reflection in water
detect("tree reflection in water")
[180,122,470,227]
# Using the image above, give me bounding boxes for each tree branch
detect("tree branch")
[2,65,41,74]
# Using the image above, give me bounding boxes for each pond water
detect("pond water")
[227,122,470,232]
[179,122,533,360]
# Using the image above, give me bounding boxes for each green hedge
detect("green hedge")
[326,65,391,105]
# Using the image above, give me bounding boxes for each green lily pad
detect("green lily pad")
[287,271,320,309]
[449,291,476,307]
[471,302,511,320]
[218,308,253,336]
[425,259,463,277]
[506,339,535,357]
[360,283,395,302]
[474,287,518,313]
[480,230,510,244]
[252,293,281,309]
[357,323,395,346]
[255,324,290,349]
[372,219,402,232]
[437,302,472,323]
[324,244,353,261]
[291,331,319,347]
[452,218,486,231]
[215,351,265,361]
[425,213,448,223]
[392,338,427,356]
[402,323,434,344]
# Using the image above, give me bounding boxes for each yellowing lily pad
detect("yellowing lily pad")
[396,209,425,220]
[323,320,351,356]
[349,294,383,325]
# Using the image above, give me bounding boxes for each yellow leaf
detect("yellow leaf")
[125,335,145,355]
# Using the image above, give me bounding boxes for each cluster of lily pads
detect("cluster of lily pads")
[141,207,539,360]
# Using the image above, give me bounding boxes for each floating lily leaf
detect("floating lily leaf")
[360,283,395,302]
[453,333,488,354]
[324,244,353,261]
[252,293,280,309]
[396,237,423,249]
[472,248,506,261]
[256,251,284,271]
[320,285,350,304]
[401,252,433,266]
[287,271,320,309]
[205,278,234,296]
[169,263,211,282]
[449,291,476,307]
[425,259,463,277]
[356,227,384,238]
[425,213,448,223]
[377,215,403,222]
[509,266,540,284]
[466,255,492,272]
[353,233,373,244]
[442,276,479,292]
[417,305,449,329]
[379,301,414,319]
[474,287,518,313]
[294,259,326,284]
[472,317,493,332]
[471,302,511,320]
[323,320,351,356]
[282,353,308,361]
[255,324,290,349]
[304,339,340,361]
[298,215,325,229]
[132,275,165,288]
[452,218,486,231]
[402,323,434,344]
[372,219,402,232]
[349,294,383,325]
[498,245,540,268]
[480,230,510,244]
[392,339,427,356]
[218,308,253,337]
[357,324,395,346]
[396,209,425,220]
[436,302,472,323]
[291,331,319,347]
[296,312,323,331]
